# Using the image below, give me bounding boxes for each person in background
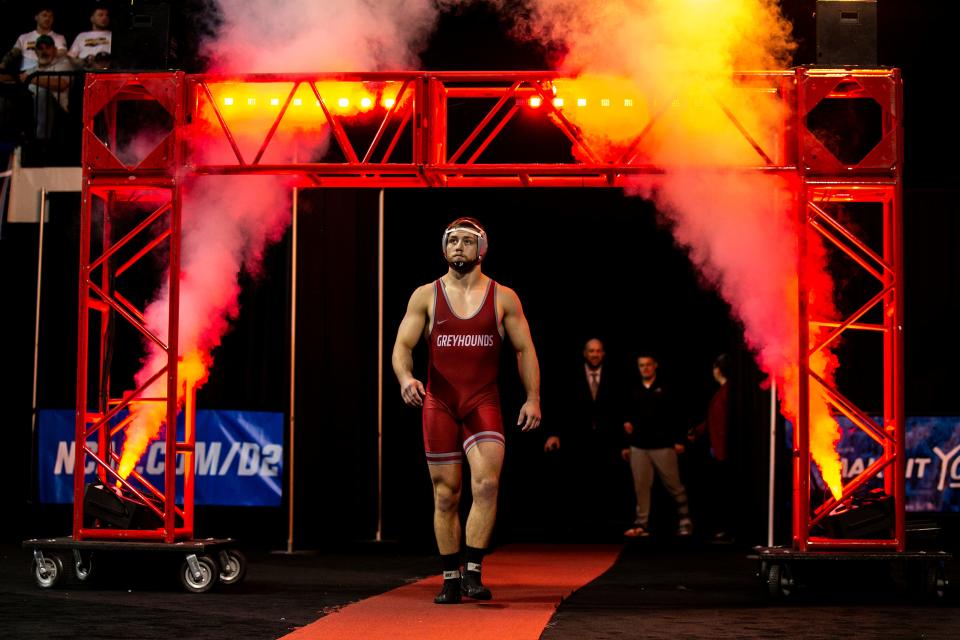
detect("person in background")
[68,4,112,70]
[20,34,72,139]
[690,353,734,543]
[622,353,693,538]
[543,338,630,539]
[9,5,68,72]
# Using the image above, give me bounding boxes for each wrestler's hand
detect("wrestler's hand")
[544,436,560,452]
[517,399,541,432]
[400,378,425,407]
[621,448,631,461]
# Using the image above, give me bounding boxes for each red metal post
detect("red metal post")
[428,77,447,166]
[183,381,196,534]
[97,195,110,485]
[892,70,906,549]
[163,191,180,543]
[73,169,93,540]
[795,177,812,552]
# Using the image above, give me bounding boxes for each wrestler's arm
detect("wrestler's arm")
[500,286,541,431]
[392,284,431,407]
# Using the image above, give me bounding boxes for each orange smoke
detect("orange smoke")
[549,74,651,161]
[115,171,293,480]
[519,0,843,498]
[117,351,210,480]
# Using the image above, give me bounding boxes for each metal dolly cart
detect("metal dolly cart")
[752,546,950,600]
[24,536,246,593]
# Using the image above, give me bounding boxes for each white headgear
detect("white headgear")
[442,217,488,260]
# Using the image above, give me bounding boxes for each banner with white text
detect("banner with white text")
[38,409,284,506]
[793,416,960,512]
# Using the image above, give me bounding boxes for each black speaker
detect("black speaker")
[816,0,877,67]
[816,488,893,539]
[111,1,173,70]
[83,482,168,529]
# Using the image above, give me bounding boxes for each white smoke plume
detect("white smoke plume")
[206,0,442,73]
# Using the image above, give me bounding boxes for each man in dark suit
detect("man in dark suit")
[544,338,630,538]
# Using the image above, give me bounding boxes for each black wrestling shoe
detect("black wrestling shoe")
[461,571,492,600]
[434,579,462,604]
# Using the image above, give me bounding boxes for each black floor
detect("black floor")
[0,541,438,640]
[2,539,958,640]
[546,539,960,640]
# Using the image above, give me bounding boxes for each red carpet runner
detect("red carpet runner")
[282,544,621,640]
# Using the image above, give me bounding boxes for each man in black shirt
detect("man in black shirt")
[622,354,692,537]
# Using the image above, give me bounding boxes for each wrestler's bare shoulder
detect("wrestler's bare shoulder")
[408,282,436,310]
[495,283,522,310]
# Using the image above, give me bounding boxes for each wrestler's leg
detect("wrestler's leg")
[428,461,463,555]
[463,441,504,548]
[423,397,465,604]
[461,439,503,600]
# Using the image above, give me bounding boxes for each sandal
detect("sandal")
[623,525,650,538]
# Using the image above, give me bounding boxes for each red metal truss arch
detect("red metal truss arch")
[75,69,902,548]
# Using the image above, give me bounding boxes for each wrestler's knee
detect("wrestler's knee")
[433,480,461,513]
[471,474,499,502]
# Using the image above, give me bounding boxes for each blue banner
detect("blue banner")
[39,409,284,506]
[789,416,960,512]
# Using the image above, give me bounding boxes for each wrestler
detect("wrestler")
[392,217,541,604]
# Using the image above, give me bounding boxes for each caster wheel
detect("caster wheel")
[179,554,218,593]
[33,553,64,589]
[925,563,948,600]
[73,550,94,582]
[767,562,794,598]
[218,549,247,586]
[758,560,768,581]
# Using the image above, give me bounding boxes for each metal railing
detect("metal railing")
[0,70,83,165]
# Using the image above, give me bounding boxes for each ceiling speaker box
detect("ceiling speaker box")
[816,0,878,66]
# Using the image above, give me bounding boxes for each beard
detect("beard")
[447,256,479,274]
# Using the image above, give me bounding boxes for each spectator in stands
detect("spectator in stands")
[8,6,68,72]
[20,35,72,139]
[69,5,112,70]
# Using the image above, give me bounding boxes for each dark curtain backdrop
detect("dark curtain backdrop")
[378,188,762,545]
